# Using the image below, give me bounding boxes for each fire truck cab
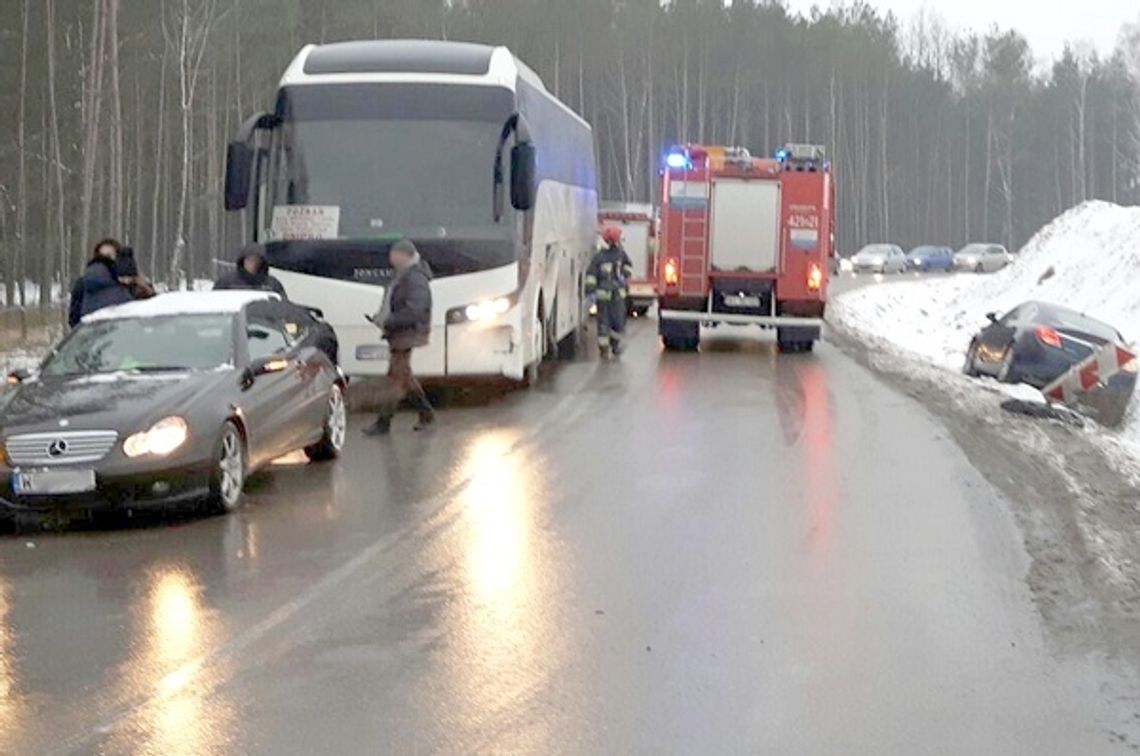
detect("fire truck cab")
[657,143,834,352]
[598,202,657,317]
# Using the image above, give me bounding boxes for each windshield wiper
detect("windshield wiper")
[127,365,193,373]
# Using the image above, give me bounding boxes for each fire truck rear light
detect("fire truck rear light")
[664,258,680,286]
[807,263,823,292]
[1035,325,1063,349]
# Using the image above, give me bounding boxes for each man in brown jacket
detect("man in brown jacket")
[363,239,436,435]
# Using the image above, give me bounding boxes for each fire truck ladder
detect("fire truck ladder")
[679,200,707,298]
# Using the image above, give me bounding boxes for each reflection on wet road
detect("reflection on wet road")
[2,320,1138,754]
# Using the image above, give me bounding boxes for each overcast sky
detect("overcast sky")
[783,0,1137,61]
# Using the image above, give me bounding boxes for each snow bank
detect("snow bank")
[834,201,1140,369]
[0,282,64,307]
[831,201,1140,461]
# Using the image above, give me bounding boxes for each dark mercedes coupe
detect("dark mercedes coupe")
[1,291,347,521]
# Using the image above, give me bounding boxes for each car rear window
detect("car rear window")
[1031,305,1119,342]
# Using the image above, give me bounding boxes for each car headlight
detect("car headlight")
[123,416,189,458]
[447,296,513,324]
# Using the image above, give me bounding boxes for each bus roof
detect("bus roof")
[282,39,547,95]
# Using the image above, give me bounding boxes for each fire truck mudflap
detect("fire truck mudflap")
[656,143,833,352]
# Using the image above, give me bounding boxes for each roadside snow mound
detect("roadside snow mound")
[831,200,1140,460]
[832,201,1140,372]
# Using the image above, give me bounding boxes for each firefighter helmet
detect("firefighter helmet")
[601,226,623,245]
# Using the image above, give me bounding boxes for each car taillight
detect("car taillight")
[1035,325,1063,349]
[807,263,823,292]
[664,258,679,286]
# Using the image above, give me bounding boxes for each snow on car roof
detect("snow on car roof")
[83,291,276,322]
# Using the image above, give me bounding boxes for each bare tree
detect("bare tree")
[163,0,222,284]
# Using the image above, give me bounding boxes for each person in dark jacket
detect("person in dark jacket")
[586,226,634,358]
[77,238,134,321]
[214,244,287,298]
[114,247,157,300]
[363,239,435,436]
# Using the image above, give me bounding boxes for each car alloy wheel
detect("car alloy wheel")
[305,384,347,461]
[327,386,347,452]
[216,423,245,512]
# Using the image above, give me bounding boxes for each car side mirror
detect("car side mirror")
[6,368,31,385]
[510,142,536,211]
[225,141,254,211]
[241,356,290,389]
[985,312,998,324]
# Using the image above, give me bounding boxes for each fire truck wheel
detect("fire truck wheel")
[777,329,816,353]
[662,335,699,352]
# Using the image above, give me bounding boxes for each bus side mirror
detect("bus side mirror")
[510,143,536,211]
[225,141,254,211]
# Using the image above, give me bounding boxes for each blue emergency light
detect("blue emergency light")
[775,148,791,162]
[665,151,690,169]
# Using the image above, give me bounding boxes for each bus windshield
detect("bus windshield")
[269,84,518,244]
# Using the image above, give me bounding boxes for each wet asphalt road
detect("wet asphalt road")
[2,318,1137,755]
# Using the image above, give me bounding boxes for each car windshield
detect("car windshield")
[40,315,234,377]
[855,245,894,257]
[908,247,940,257]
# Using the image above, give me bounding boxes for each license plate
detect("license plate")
[724,295,761,308]
[12,469,97,495]
[355,343,389,362]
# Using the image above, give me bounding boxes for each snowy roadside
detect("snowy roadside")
[830,200,1140,477]
[827,200,1140,660]
[0,348,47,376]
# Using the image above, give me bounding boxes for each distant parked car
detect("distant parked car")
[955,243,1009,273]
[851,244,906,275]
[963,301,1136,421]
[906,246,955,272]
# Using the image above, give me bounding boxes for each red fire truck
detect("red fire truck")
[657,143,834,352]
[598,202,656,317]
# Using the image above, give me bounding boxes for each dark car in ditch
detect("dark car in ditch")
[1,291,347,523]
[963,301,1136,422]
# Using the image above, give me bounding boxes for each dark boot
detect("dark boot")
[612,338,624,357]
[362,415,392,436]
[411,393,435,431]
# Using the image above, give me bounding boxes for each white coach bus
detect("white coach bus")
[224,40,598,381]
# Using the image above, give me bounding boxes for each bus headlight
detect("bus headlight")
[448,296,513,324]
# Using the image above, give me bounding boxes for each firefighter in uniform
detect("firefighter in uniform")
[586,226,634,358]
